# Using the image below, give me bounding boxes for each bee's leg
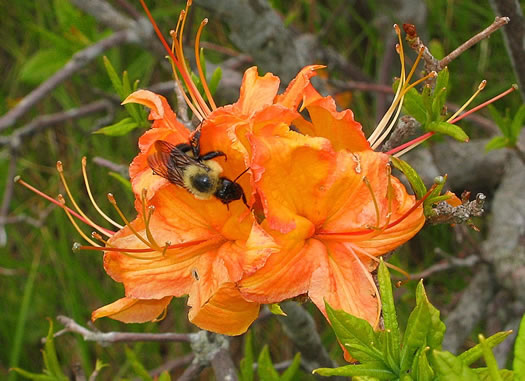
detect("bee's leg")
[241,192,249,209]
[175,143,192,153]
[200,151,227,161]
[190,130,202,158]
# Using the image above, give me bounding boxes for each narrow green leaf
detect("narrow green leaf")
[325,302,383,362]
[280,352,301,381]
[421,85,433,118]
[416,282,445,349]
[474,368,514,381]
[108,172,132,193]
[257,346,280,381]
[431,350,479,380]
[103,56,124,98]
[158,371,171,381]
[402,87,427,124]
[240,331,254,381]
[414,348,434,381]
[400,281,431,372]
[209,66,222,96]
[432,87,447,121]
[390,157,426,199]
[377,260,400,366]
[94,117,138,136]
[434,67,449,97]
[513,314,525,379]
[510,104,525,142]
[485,136,509,152]
[43,320,67,379]
[479,334,502,381]
[314,362,396,379]
[458,331,512,366]
[487,105,509,136]
[19,50,70,85]
[9,369,56,381]
[269,303,287,316]
[428,121,469,142]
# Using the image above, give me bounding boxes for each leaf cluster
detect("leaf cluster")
[314,260,525,380]
[485,104,525,152]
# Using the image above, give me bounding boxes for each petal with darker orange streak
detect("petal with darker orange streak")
[233,67,280,116]
[275,65,325,109]
[92,296,172,323]
[187,255,259,335]
[298,96,370,152]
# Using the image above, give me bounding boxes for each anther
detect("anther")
[13,175,20,183]
[478,80,487,90]
[72,242,82,253]
[107,193,116,204]
[56,161,64,172]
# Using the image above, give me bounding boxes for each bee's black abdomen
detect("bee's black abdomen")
[191,173,214,193]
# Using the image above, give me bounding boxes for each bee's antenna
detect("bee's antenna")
[233,167,251,183]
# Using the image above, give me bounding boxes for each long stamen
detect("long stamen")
[351,244,411,279]
[58,194,100,247]
[76,238,208,253]
[15,177,114,236]
[195,18,217,110]
[140,189,162,250]
[81,157,123,230]
[447,80,486,122]
[57,162,112,238]
[107,193,154,249]
[363,177,381,229]
[139,0,208,116]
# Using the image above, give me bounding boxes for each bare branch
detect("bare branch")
[0,150,18,246]
[189,331,238,381]
[0,31,135,132]
[50,315,192,344]
[92,156,129,178]
[407,255,479,280]
[439,16,510,70]
[428,192,486,226]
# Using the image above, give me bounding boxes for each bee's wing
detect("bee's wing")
[147,140,205,187]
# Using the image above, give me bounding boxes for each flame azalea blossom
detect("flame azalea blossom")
[197,65,425,337]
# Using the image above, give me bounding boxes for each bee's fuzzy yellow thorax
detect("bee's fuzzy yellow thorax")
[182,160,223,200]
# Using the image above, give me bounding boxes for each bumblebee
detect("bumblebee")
[147,131,248,207]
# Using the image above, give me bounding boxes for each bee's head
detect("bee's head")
[215,178,247,207]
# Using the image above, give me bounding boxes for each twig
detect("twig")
[0,99,114,147]
[135,353,194,380]
[92,156,129,178]
[403,24,441,73]
[70,0,136,30]
[0,149,18,246]
[407,255,479,280]
[380,116,420,153]
[48,315,193,344]
[439,16,510,70]
[210,347,238,381]
[0,31,135,132]
[189,331,238,381]
[178,361,205,381]
[427,192,486,226]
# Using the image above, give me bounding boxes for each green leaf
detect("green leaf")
[485,136,510,152]
[474,368,514,381]
[377,260,400,368]
[479,334,502,381]
[269,303,287,316]
[280,352,301,381]
[431,350,479,380]
[416,281,445,349]
[427,121,469,142]
[158,371,172,381]
[458,331,512,366]
[513,314,525,379]
[103,56,124,98]
[325,302,383,362]
[42,320,67,380]
[400,281,433,372]
[209,66,222,96]
[314,362,396,379]
[9,368,57,381]
[414,348,434,381]
[487,105,509,136]
[94,117,139,136]
[257,346,280,381]
[432,68,449,119]
[429,40,445,60]
[240,331,254,381]
[510,104,525,142]
[125,347,153,381]
[402,87,427,124]
[19,49,70,85]
[390,157,426,199]
[107,172,132,193]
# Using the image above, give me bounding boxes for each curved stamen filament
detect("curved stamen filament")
[140,189,162,251]
[447,80,486,122]
[195,18,217,110]
[82,157,123,230]
[363,177,381,229]
[107,193,154,250]
[57,162,112,238]
[77,238,208,254]
[15,177,114,236]
[351,244,411,279]
[58,194,100,247]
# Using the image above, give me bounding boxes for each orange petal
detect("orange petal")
[234,67,280,115]
[309,242,380,327]
[188,281,260,335]
[123,90,189,138]
[445,190,462,207]
[92,296,172,323]
[275,65,325,109]
[298,96,370,152]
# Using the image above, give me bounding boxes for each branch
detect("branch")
[0,149,18,246]
[407,254,479,280]
[49,315,192,344]
[0,31,135,132]
[439,16,510,70]
[189,331,238,381]
[427,192,486,226]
